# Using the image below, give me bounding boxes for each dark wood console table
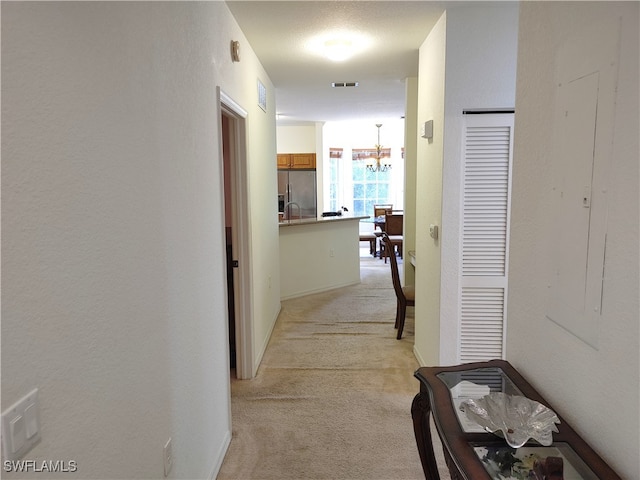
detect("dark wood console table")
[411,360,621,479]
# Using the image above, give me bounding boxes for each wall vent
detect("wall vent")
[331,82,359,88]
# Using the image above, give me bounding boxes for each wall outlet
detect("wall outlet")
[329,248,335,257]
[163,437,173,477]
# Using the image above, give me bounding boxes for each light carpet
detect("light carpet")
[218,253,449,480]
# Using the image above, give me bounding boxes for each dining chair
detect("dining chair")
[373,204,393,225]
[382,212,403,263]
[382,233,415,339]
[372,204,393,257]
[359,233,377,256]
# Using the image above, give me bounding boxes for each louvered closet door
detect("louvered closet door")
[459,113,514,363]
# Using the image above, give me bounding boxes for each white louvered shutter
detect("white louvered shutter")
[459,113,514,363]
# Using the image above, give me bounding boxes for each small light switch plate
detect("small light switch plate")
[429,224,439,240]
[2,388,41,461]
[9,415,26,453]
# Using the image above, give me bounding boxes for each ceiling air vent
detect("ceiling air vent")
[331,82,359,88]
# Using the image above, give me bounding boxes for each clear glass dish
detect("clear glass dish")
[460,392,560,448]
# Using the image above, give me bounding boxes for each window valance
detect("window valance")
[329,148,343,159]
[352,148,391,160]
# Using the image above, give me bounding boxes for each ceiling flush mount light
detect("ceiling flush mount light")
[366,124,392,173]
[306,31,371,62]
[323,38,352,62]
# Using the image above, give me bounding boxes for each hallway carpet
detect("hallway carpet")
[217,253,449,479]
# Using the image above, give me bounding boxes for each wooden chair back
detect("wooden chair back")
[382,233,404,302]
[384,212,403,235]
[382,233,414,339]
[373,204,393,218]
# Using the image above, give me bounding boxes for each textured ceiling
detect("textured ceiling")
[226,1,448,124]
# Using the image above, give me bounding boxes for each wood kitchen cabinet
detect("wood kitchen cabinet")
[277,154,290,169]
[277,153,316,169]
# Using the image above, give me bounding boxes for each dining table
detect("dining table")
[373,215,386,231]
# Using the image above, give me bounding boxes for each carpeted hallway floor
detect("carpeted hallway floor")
[217,250,449,479]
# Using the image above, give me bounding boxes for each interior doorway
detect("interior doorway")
[221,114,236,368]
[219,88,253,380]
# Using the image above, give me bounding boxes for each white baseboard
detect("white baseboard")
[279,279,361,301]
[208,429,232,480]
[413,344,427,367]
[253,304,281,375]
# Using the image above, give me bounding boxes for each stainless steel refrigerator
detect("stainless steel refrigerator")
[278,170,317,220]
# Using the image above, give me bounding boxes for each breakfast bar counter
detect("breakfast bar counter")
[279,216,368,299]
[279,214,369,227]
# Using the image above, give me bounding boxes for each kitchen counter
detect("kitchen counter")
[279,215,368,299]
[279,215,369,227]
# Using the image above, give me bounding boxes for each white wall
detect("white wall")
[439,3,519,365]
[276,125,317,153]
[403,77,419,287]
[413,3,519,366]
[508,3,639,477]
[2,2,279,478]
[413,13,447,367]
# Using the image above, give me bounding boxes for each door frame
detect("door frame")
[218,87,254,380]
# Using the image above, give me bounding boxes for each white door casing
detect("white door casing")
[218,88,254,380]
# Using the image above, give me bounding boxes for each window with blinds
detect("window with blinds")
[459,113,514,363]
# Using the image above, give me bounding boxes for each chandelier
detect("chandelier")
[366,124,392,173]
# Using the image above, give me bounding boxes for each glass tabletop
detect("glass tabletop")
[413,361,620,479]
[471,442,599,480]
[437,367,524,433]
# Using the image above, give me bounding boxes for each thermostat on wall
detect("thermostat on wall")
[421,120,433,139]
